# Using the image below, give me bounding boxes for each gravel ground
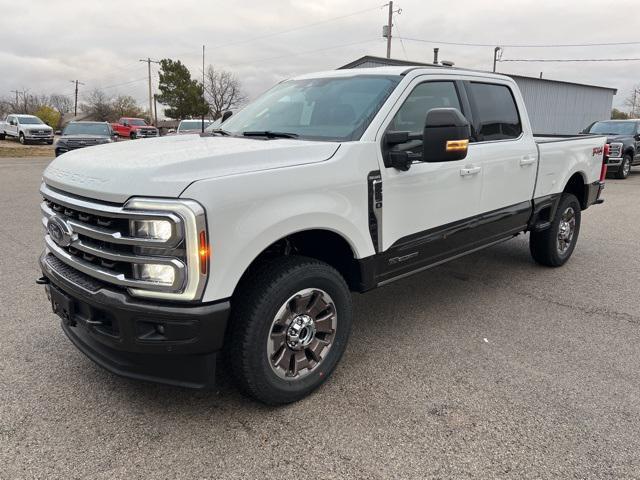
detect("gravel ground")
[1,157,639,479]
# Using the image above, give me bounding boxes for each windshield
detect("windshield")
[63,123,110,136]
[18,116,44,125]
[129,119,147,126]
[588,121,636,135]
[221,75,402,141]
[179,120,212,132]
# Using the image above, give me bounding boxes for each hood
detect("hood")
[25,124,52,131]
[43,134,340,203]
[606,134,630,143]
[59,134,110,141]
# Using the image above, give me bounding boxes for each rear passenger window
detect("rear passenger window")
[389,81,462,134]
[469,83,521,141]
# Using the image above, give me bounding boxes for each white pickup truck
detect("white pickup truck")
[38,66,607,404]
[0,114,54,144]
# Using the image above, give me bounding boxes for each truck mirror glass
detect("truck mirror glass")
[221,111,233,123]
[422,108,471,162]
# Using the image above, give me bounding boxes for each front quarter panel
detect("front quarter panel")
[180,142,379,302]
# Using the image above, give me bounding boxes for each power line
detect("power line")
[395,36,640,48]
[499,57,640,62]
[101,77,148,90]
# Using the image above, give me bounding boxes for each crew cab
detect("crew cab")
[38,67,606,405]
[0,114,54,144]
[111,117,158,139]
[582,119,640,179]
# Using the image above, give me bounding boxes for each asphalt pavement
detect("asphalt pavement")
[1,157,640,479]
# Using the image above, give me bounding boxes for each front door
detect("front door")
[375,78,484,284]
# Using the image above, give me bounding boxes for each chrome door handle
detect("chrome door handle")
[460,166,481,176]
[520,156,536,166]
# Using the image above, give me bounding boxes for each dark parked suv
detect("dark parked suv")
[582,120,640,179]
[55,121,116,157]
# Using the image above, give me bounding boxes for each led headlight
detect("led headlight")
[132,219,173,240]
[134,264,176,285]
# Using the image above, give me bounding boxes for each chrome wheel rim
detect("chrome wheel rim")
[623,159,631,177]
[267,288,337,380]
[557,206,576,254]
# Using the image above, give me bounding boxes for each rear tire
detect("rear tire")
[615,154,632,179]
[227,256,352,405]
[530,193,581,267]
[0,132,5,140]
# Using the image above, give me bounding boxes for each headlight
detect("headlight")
[124,198,208,301]
[132,219,173,240]
[133,264,176,285]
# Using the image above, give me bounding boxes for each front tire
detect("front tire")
[227,256,353,405]
[19,132,26,145]
[615,154,632,179]
[530,193,581,267]
[129,132,136,140]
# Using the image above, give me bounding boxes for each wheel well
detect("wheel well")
[237,230,361,292]
[563,172,588,209]
[624,146,635,158]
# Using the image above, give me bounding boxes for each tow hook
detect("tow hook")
[36,276,50,285]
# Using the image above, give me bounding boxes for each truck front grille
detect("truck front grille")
[41,184,187,294]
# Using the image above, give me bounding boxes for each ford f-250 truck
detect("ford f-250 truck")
[111,117,159,139]
[0,114,54,144]
[38,66,607,404]
[582,119,640,179]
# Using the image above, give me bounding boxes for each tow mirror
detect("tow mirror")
[422,108,471,162]
[54,130,62,135]
[221,110,233,123]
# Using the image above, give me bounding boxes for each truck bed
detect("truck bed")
[533,134,606,199]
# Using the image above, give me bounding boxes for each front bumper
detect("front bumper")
[606,157,623,167]
[39,252,230,389]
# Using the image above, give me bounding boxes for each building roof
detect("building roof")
[338,55,617,93]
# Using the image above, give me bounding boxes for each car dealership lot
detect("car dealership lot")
[1,157,639,479]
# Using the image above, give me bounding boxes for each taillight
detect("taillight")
[600,143,608,182]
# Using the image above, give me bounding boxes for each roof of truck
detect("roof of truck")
[293,65,513,82]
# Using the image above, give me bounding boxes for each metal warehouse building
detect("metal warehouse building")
[339,56,617,135]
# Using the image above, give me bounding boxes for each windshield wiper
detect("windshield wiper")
[242,130,299,139]
[208,129,232,136]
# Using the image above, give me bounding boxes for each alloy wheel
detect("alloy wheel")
[557,206,576,254]
[267,288,337,380]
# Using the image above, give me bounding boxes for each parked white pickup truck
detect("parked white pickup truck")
[38,66,607,404]
[0,114,54,144]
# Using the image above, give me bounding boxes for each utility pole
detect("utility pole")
[493,46,502,73]
[69,80,84,117]
[202,44,206,133]
[139,58,160,125]
[153,94,158,129]
[386,1,393,59]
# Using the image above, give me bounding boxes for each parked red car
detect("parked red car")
[111,117,159,139]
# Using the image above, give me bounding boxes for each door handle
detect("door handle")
[460,166,481,176]
[520,155,537,166]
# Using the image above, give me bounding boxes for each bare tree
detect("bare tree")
[203,66,245,119]
[81,89,113,121]
[624,85,640,118]
[111,95,143,119]
[49,94,73,116]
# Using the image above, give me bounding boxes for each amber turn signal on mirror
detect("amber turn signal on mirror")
[446,139,469,152]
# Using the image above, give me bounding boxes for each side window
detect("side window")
[389,81,462,134]
[468,83,522,141]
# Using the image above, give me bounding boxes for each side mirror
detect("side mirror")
[422,108,471,162]
[54,130,62,135]
[221,111,233,123]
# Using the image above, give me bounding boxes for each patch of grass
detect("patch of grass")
[0,139,54,158]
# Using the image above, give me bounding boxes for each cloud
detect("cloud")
[0,0,636,112]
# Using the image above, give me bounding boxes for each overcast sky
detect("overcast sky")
[1,0,637,114]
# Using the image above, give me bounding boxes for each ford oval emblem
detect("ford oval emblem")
[47,215,74,247]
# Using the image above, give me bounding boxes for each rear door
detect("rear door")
[464,81,537,232]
